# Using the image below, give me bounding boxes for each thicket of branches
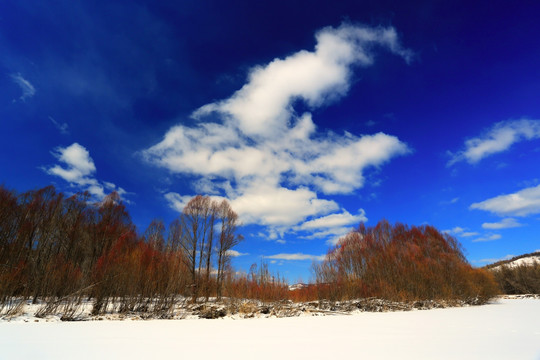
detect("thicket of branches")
[312,220,499,303]
[0,185,265,318]
[1,184,503,319]
[490,260,540,295]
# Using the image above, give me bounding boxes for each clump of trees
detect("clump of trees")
[0,185,246,318]
[1,184,503,319]
[288,284,318,303]
[226,261,289,302]
[486,253,540,294]
[312,220,499,303]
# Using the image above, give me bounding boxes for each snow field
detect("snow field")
[0,298,539,360]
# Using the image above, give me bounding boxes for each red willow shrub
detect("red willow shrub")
[288,284,318,303]
[0,185,247,317]
[313,220,499,302]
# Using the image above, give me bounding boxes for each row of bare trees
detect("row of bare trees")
[1,184,502,319]
[0,185,244,318]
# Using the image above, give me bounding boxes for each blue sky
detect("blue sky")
[1,1,539,282]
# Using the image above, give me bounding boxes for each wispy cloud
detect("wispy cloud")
[11,73,36,101]
[482,217,523,229]
[46,143,128,200]
[462,231,481,237]
[143,24,412,238]
[448,119,540,166]
[365,120,378,127]
[192,24,413,139]
[49,116,69,135]
[474,254,514,264]
[297,209,366,231]
[265,253,326,261]
[164,192,197,212]
[472,233,502,243]
[226,250,249,257]
[295,209,366,245]
[444,225,507,243]
[470,184,540,217]
[442,226,479,237]
[443,226,465,234]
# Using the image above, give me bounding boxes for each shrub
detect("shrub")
[313,220,500,302]
[491,261,540,294]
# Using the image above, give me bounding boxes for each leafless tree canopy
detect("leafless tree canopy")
[0,185,502,319]
[0,186,247,317]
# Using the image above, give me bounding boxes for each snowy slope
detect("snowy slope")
[503,255,540,268]
[490,253,540,270]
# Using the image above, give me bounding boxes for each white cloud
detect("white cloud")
[443,226,465,235]
[229,184,338,227]
[461,231,480,237]
[143,24,411,234]
[192,24,413,139]
[298,209,366,230]
[449,119,540,165]
[164,192,194,213]
[442,226,478,237]
[297,226,353,246]
[295,209,366,245]
[225,250,248,257]
[11,73,36,101]
[470,184,540,217]
[46,143,127,200]
[325,232,355,246]
[308,132,409,194]
[482,217,523,229]
[265,253,326,261]
[165,185,336,228]
[47,143,96,183]
[472,234,502,243]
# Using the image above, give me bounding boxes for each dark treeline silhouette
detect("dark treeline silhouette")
[309,221,499,303]
[486,252,540,294]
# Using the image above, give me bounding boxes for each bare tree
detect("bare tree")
[216,200,243,300]
[180,195,213,302]
[178,196,244,301]
[144,219,165,251]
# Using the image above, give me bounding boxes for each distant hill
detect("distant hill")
[485,252,540,270]
[485,252,540,295]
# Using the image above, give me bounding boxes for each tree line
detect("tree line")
[1,184,503,319]
[0,185,290,318]
[486,252,540,294]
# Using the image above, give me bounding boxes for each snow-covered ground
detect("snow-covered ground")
[0,298,539,360]
[495,255,540,269]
